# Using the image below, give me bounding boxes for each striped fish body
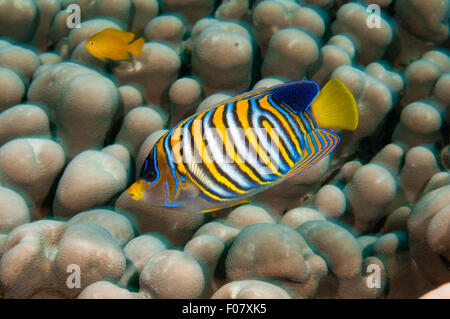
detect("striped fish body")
[129,79,358,213]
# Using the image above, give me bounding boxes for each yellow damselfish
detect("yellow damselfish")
[84,28,145,61]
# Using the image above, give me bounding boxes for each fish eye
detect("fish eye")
[141,153,158,183]
[90,41,94,46]
[143,167,156,182]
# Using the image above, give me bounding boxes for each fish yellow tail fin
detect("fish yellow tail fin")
[310,78,358,131]
[128,37,145,56]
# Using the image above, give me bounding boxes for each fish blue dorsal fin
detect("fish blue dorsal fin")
[270,81,319,113]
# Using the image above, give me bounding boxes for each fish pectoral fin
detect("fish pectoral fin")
[200,198,251,214]
[310,78,358,131]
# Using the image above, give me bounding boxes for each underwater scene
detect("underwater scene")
[0,0,448,300]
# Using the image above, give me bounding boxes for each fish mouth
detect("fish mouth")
[128,179,146,201]
[128,191,141,201]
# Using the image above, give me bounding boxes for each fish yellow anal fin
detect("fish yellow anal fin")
[310,78,358,131]
[128,37,145,56]
[108,50,131,60]
[200,198,251,214]
[200,206,227,214]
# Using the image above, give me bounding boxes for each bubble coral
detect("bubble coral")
[193,220,240,244]
[168,77,203,125]
[313,185,346,219]
[67,208,135,246]
[432,73,450,112]
[298,220,387,298]
[400,50,449,108]
[0,220,126,298]
[225,223,325,297]
[331,2,393,64]
[344,145,403,232]
[31,0,61,51]
[212,280,292,299]
[0,0,37,43]
[408,186,450,284]
[139,250,206,298]
[53,149,128,218]
[78,281,135,299]
[0,186,30,232]
[28,62,120,157]
[196,92,232,113]
[252,0,325,55]
[130,0,159,32]
[362,231,425,298]
[0,138,65,216]
[280,207,325,229]
[395,0,449,45]
[215,0,249,21]
[393,102,443,149]
[298,221,361,279]
[55,222,127,298]
[0,104,51,146]
[114,42,181,105]
[124,234,168,274]
[0,41,40,84]
[262,27,319,81]
[398,146,440,204]
[310,35,356,85]
[191,19,253,95]
[162,0,215,25]
[144,15,185,51]
[226,205,276,228]
[115,105,167,158]
[118,85,144,116]
[364,62,404,96]
[380,206,411,234]
[184,234,225,294]
[0,66,26,111]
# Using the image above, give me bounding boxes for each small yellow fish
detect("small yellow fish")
[84,28,145,61]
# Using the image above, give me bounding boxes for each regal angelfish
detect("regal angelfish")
[128,79,358,213]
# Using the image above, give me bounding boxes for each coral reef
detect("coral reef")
[0,0,449,300]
